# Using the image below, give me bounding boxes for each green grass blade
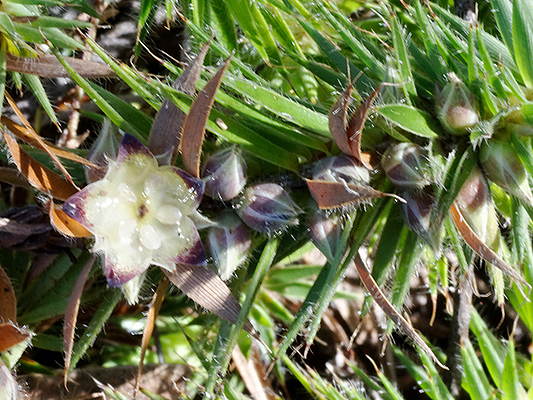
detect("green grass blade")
[490,0,514,52]
[512,0,533,88]
[377,104,439,138]
[22,73,58,126]
[390,10,416,102]
[70,289,123,368]
[469,309,506,384]
[210,0,238,52]
[461,339,492,400]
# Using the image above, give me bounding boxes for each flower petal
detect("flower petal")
[173,167,205,204]
[62,183,101,229]
[104,255,149,287]
[172,226,206,266]
[116,133,153,164]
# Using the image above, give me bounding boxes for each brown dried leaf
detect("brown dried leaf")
[450,202,528,286]
[2,131,78,201]
[46,199,91,238]
[63,257,95,387]
[135,277,170,396]
[354,252,447,369]
[164,264,254,334]
[148,41,211,165]
[306,179,404,209]
[0,322,29,352]
[329,84,380,169]
[346,85,381,169]
[2,116,97,168]
[0,265,16,323]
[181,55,232,177]
[6,54,115,78]
[5,94,79,189]
[329,84,354,156]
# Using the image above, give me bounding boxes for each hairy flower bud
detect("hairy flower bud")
[307,210,342,262]
[207,212,251,281]
[399,187,440,249]
[436,73,479,135]
[235,183,302,233]
[312,155,370,185]
[201,146,247,201]
[479,140,533,205]
[381,143,431,189]
[456,168,500,250]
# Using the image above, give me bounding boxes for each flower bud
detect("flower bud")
[479,140,533,205]
[436,73,479,135]
[456,168,500,250]
[399,187,440,249]
[381,143,431,189]
[312,155,370,185]
[235,183,302,233]
[307,210,342,262]
[201,146,247,201]
[207,212,251,281]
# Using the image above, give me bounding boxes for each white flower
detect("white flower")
[63,134,206,289]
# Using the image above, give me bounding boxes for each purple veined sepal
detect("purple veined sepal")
[62,181,106,230]
[172,226,207,266]
[116,133,154,164]
[235,183,302,233]
[173,167,205,206]
[201,146,247,201]
[104,254,148,288]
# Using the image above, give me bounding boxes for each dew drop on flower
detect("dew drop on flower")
[144,173,164,196]
[156,204,183,225]
[140,224,162,250]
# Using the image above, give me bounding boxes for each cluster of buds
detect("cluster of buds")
[436,73,479,135]
[382,143,440,248]
[201,147,301,277]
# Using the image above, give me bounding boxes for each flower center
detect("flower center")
[138,203,149,219]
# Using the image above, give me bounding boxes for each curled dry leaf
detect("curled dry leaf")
[46,200,91,238]
[6,54,115,78]
[306,179,405,209]
[181,54,233,177]
[329,84,380,169]
[354,252,448,370]
[2,116,97,168]
[0,265,16,323]
[148,41,211,164]
[2,131,78,201]
[0,323,30,352]
[164,264,256,336]
[135,277,170,395]
[63,256,95,387]
[450,202,528,286]
[5,94,79,189]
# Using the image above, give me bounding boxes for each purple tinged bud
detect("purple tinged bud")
[235,183,302,233]
[312,155,370,185]
[399,186,435,240]
[436,73,479,135]
[381,143,431,189]
[479,140,533,205]
[207,212,251,281]
[456,168,500,250]
[201,146,247,201]
[308,210,342,262]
